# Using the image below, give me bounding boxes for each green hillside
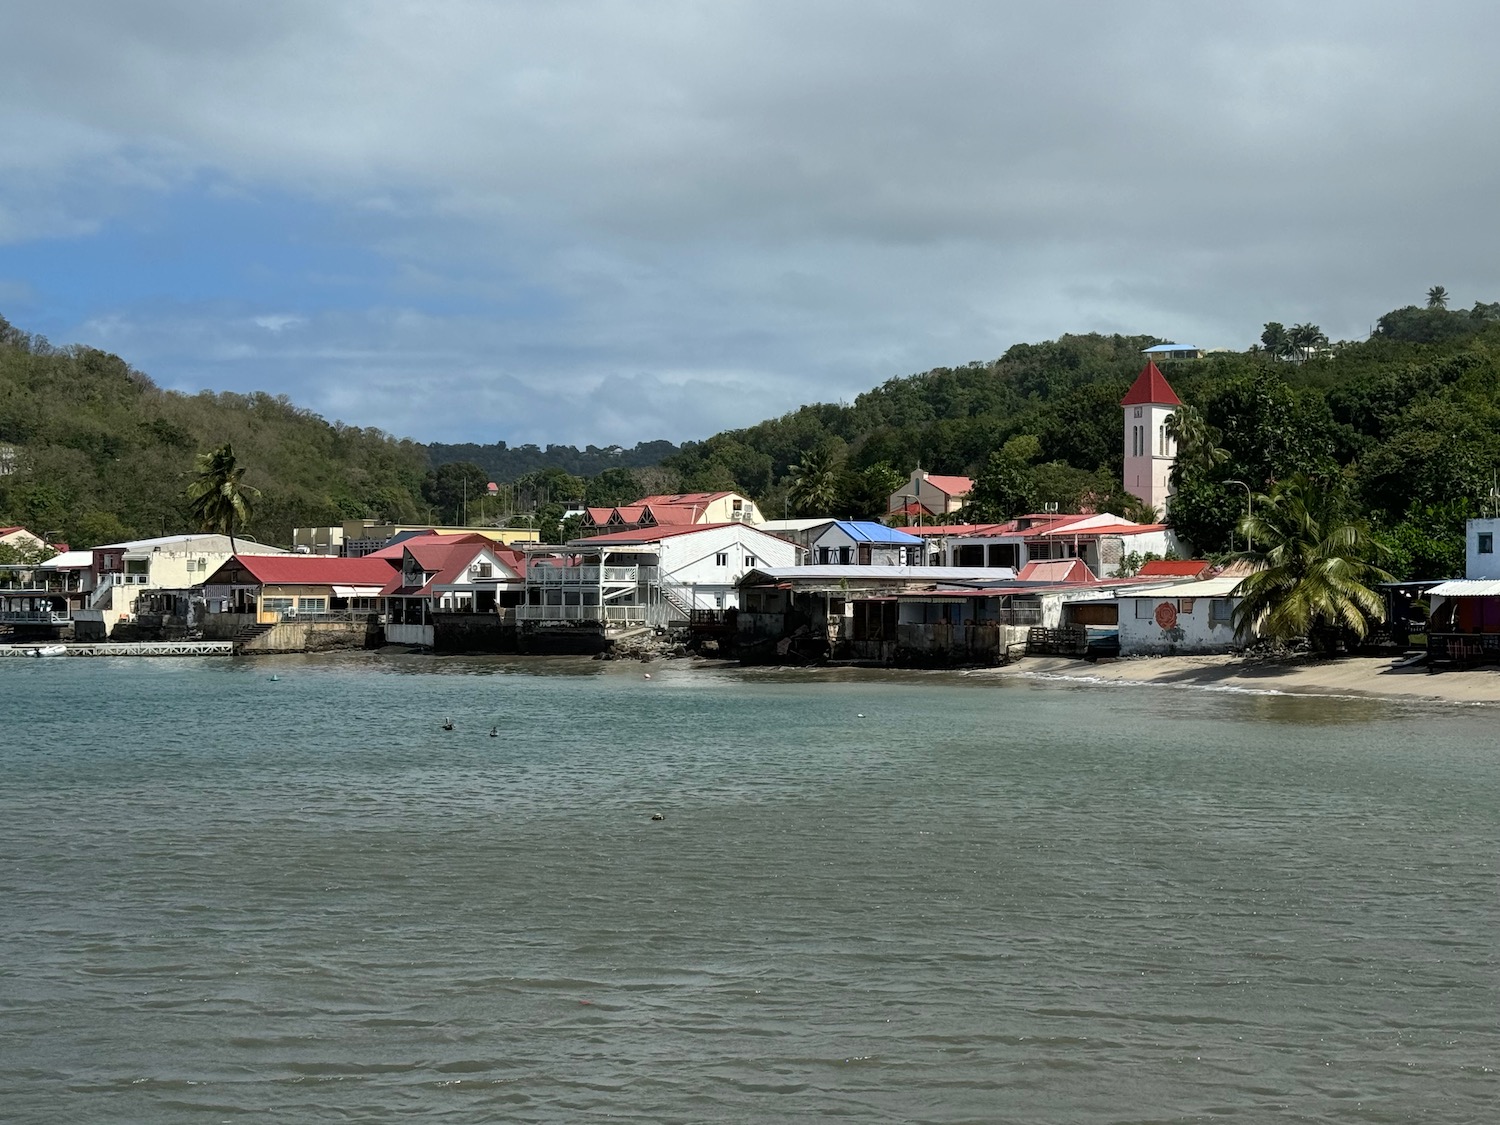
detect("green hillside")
[5,295,1499,575]
[0,316,430,548]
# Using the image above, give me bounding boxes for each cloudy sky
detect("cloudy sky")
[1,2,1495,446]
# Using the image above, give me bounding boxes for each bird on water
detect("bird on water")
[489,725,498,737]
[441,717,455,731]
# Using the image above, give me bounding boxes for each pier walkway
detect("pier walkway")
[0,641,234,658]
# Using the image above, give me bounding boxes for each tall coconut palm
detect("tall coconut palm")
[1230,473,1390,653]
[185,443,260,552]
[1164,403,1226,483]
[1288,322,1328,363]
[1427,285,1449,310]
[787,445,842,516]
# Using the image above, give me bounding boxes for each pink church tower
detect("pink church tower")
[1120,360,1181,515]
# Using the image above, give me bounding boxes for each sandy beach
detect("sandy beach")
[978,653,1500,705]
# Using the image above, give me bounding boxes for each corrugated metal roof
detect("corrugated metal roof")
[1429,580,1500,597]
[825,521,923,545]
[1116,576,1243,599]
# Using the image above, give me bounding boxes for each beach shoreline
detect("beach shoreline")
[970,652,1500,705]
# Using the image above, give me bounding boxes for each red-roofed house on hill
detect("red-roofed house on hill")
[888,469,973,520]
[1121,359,1182,515]
[581,492,764,535]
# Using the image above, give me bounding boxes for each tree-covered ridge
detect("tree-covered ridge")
[663,299,1500,576]
[0,315,431,547]
[426,439,681,482]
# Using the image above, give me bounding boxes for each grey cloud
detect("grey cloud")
[6,2,1500,443]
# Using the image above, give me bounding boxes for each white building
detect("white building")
[519,522,798,630]
[1466,517,1500,580]
[809,521,923,566]
[929,513,1183,577]
[1121,360,1180,516]
[1115,576,1247,655]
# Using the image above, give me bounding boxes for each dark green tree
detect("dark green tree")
[1231,474,1390,653]
[185,443,259,551]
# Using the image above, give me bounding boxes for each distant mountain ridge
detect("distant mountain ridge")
[426,439,680,482]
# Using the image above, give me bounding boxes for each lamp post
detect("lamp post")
[1225,480,1252,552]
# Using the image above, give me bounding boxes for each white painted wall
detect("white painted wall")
[657,525,799,609]
[1122,402,1176,514]
[1117,592,1245,655]
[1466,518,1500,580]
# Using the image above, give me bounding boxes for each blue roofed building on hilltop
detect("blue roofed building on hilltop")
[809,520,923,566]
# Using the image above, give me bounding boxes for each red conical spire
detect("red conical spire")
[1120,360,1182,406]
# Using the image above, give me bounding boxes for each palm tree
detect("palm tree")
[1427,285,1449,310]
[1164,403,1226,483]
[1230,473,1390,653]
[1260,322,1293,361]
[787,445,841,516]
[185,443,260,552]
[1288,322,1328,363]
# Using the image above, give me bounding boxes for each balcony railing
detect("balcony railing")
[515,604,652,624]
[0,610,72,624]
[525,565,655,585]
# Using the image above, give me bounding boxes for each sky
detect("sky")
[2,1,1497,448]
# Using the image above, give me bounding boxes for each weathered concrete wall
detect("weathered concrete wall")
[202,614,258,640]
[842,622,1031,667]
[1118,596,1244,655]
[433,614,518,654]
[517,625,610,655]
[237,620,381,654]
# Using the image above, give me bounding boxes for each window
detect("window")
[1480,532,1495,555]
[1210,598,1234,624]
[838,546,852,565]
[472,562,493,578]
[744,555,756,568]
[715,552,729,566]
[263,596,294,615]
[1133,406,1143,418]
[1158,425,1166,455]
[1135,599,1153,619]
[298,597,327,614]
[818,547,831,564]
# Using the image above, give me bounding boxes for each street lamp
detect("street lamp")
[1225,480,1253,552]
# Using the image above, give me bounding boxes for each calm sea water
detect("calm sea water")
[0,655,1494,1123]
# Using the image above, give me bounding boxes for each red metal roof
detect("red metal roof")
[573,523,741,545]
[1027,522,1167,540]
[219,555,397,586]
[1120,360,1182,406]
[923,474,973,496]
[1138,559,1212,578]
[367,532,493,559]
[380,540,518,597]
[636,492,733,505]
[1016,559,1097,583]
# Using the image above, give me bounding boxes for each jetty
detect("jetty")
[0,641,234,658]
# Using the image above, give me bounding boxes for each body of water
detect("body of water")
[1,655,1495,1122]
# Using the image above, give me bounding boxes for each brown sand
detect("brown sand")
[978,653,1500,704]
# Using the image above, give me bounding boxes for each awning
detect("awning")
[1429,580,1500,597]
[332,585,384,598]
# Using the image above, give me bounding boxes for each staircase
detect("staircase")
[233,622,277,651]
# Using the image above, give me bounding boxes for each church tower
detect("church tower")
[1120,360,1181,516]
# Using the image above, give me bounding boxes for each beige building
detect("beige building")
[293,520,541,556]
[888,470,973,519]
[73,534,288,640]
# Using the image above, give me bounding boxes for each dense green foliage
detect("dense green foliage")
[1230,474,1391,652]
[426,439,679,482]
[6,292,1500,570]
[0,315,430,547]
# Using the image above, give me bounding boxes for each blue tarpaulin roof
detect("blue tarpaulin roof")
[827,520,923,545]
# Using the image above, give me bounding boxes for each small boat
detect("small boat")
[29,645,68,658]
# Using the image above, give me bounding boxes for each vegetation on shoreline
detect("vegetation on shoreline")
[4,292,1500,572]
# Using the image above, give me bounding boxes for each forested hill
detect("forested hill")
[0,315,431,548]
[5,296,1500,571]
[426,439,679,481]
[662,297,1500,577]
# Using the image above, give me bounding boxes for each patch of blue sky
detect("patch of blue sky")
[3,181,560,337]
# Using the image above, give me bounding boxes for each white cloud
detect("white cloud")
[4,2,1500,443]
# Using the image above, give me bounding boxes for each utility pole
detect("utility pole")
[1226,480,1253,552]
